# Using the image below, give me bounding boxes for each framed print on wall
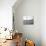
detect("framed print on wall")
[23,16,34,25]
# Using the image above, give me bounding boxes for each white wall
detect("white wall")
[0,0,16,30]
[13,0,41,46]
[41,0,46,46]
